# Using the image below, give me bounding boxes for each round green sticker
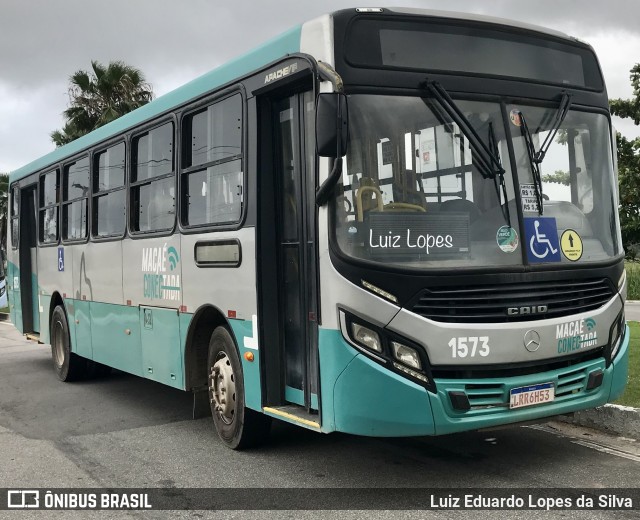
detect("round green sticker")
[497,226,519,253]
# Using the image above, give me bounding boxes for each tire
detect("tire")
[207,326,271,449]
[50,305,86,382]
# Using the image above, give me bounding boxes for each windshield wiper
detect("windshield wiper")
[424,80,510,224]
[425,81,504,181]
[517,92,572,216]
[488,121,510,225]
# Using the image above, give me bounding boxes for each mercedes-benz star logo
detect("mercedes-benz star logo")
[523,330,541,352]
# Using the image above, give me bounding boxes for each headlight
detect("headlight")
[351,323,382,352]
[391,341,422,370]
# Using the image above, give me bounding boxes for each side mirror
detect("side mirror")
[316,93,348,158]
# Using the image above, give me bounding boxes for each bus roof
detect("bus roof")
[10,24,302,184]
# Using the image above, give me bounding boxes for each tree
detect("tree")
[51,60,153,146]
[610,64,640,256]
[542,170,570,186]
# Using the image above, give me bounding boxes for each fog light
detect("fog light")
[352,323,382,352]
[392,341,422,370]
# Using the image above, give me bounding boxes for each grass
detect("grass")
[615,321,640,408]
[625,261,640,300]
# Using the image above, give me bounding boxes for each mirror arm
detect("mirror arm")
[317,61,344,93]
[316,155,342,206]
[315,62,346,206]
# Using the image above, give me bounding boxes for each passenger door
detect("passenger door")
[258,88,319,412]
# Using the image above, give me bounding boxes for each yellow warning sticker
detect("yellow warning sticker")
[560,229,583,261]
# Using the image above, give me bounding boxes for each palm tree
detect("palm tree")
[51,60,153,146]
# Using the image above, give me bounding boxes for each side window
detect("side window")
[10,185,19,249]
[39,169,60,244]
[181,93,243,227]
[62,157,90,241]
[131,122,175,232]
[93,143,126,238]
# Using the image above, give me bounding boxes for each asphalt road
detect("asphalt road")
[625,301,640,323]
[1,320,639,519]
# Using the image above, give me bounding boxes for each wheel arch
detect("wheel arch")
[183,304,239,391]
[46,291,66,345]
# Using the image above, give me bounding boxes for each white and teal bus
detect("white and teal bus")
[8,8,629,448]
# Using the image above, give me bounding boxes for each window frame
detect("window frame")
[10,184,19,249]
[92,140,127,241]
[128,118,177,238]
[61,155,90,244]
[38,168,60,246]
[178,88,247,233]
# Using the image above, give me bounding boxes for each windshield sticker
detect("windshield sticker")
[524,217,561,263]
[509,109,522,127]
[520,184,540,213]
[496,226,519,253]
[557,317,598,354]
[560,229,583,261]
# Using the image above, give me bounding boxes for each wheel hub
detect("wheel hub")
[209,352,236,425]
[52,321,65,369]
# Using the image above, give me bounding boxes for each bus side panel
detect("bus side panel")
[71,299,92,359]
[140,306,183,389]
[76,241,124,306]
[180,228,261,407]
[122,236,181,310]
[317,329,358,433]
[7,261,23,334]
[91,301,142,377]
[40,246,72,343]
[180,228,256,322]
[228,318,261,411]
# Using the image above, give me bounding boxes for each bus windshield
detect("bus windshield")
[332,94,621,269]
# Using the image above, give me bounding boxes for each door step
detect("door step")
[263,405,321,431]
[25,333,42,343]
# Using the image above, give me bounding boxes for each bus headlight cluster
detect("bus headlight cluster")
[340,310,433,389]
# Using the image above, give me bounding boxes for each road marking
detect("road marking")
[570,439,640,463]
[526,422,640,463]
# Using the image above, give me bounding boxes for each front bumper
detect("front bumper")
[329,325,630,436]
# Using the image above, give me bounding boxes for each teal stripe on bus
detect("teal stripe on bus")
[9,24,302,184]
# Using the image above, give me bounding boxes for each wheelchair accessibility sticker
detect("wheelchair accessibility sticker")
[524,217,561,263]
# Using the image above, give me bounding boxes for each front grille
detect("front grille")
[411,278,614,323]
[450,363,595,413]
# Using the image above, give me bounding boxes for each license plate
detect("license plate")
[509,382,555,409]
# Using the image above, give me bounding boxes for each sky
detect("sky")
[1,0,639,173]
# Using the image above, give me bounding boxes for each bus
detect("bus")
[8,8,629,449]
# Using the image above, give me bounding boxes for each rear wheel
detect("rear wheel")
[207,326,271,449]
[50,305,86,381]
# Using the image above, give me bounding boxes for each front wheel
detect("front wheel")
[208,327,271,449]
[50,305,86,381]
